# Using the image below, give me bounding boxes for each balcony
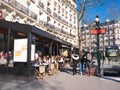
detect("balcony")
[29,11,37,20]
[58,16,61,20]
[61,30,71,36]
[44,22,72,37]
[44,22,55,30]
[53,13,57,17]
[2,0,37,20]
[2,0,27,15]
[38,1,44,9]
[53,13,70,26]
[61,19,68,25]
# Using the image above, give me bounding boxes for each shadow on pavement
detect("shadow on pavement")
[60,67,80,75]
[60,67,73,75]
[0,74,62,90]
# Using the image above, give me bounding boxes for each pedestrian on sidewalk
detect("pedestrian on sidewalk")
[85,51,92,76]
[80,51,87,75]
[72,54,79,75]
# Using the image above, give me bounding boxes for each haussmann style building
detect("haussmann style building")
[0,0,79,78]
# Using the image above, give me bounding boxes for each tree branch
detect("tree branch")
[78,0,87,22]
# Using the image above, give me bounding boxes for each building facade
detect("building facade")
[0,0,78,48]
[0,0,79,77]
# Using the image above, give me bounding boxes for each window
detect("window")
[58,11,60,14]
[47,8,51,13]
[62,25,64,29]
[54,21,56,24]
[39,11,43,15]
[47,16,50,22]
[117,30,119,33]
[58,5,60,9]
[0,27,27,67]
[54,8,56,11]
[62,9,64,13]
[58,23,60,26]
[54,1,57,6]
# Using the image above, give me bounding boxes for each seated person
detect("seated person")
[0,55,7,66]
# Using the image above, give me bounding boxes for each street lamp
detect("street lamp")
[90,15,106,76]
[94,15,101,76]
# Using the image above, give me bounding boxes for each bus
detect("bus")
[104,45,120,76]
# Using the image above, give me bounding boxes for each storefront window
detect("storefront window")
[0,27,27,67]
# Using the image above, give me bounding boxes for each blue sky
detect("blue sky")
[76,0,120,23]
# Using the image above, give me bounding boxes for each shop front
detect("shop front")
[0,19,72,78]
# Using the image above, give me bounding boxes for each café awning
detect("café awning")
[0,19,72,46]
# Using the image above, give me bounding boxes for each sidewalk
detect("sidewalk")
[0,68,120,90]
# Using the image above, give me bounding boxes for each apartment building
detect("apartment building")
[0,0,78,48]
[81,20,120,52]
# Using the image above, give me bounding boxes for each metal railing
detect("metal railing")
[2,0,37,20]
[1,0,75,39]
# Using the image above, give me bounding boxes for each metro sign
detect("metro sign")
[90,28,106,34]
[0,10,2,19]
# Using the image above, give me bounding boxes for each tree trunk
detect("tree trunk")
[78,0,87,59]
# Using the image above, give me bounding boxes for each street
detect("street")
[0,67,120,90]
[0,1,120,90]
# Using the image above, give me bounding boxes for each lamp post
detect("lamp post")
[90,15,106,76]
[95,15,101,76]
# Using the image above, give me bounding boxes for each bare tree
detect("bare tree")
[77,0,105,58]
[77,0,87,58]
[107,3,120,20]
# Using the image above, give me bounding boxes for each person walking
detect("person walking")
[72,54,79,75]
[85,52,92,76]
[80,52,87,75]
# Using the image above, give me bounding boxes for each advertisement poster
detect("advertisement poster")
[14,39,27,62]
